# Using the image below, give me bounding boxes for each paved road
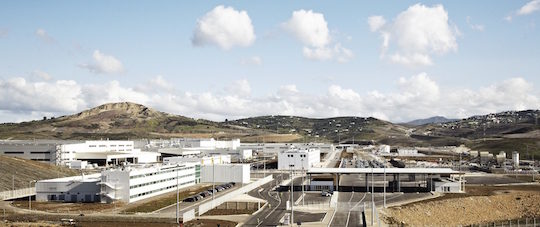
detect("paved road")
[244,174,325,226]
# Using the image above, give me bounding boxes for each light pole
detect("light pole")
[176,164,180,225]
[371,167,374,226]
[383,165,386,208]
[212,157,215,204]
[290,166,294,226]
[29,180,36,210]
[301,160,305,206]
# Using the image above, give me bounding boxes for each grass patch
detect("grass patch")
[122,185,214,213]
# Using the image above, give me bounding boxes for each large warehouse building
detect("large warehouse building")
[0,140,160,168]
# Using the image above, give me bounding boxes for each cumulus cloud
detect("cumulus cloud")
[518,0,540,15]
[79,50,124,74]
[240,56,262,65]
[466,16,485,31]
[369,4,458,67]
[31,70,52,80]
[192,5,255,50]
[35,28,55,43]
[283,9,353,62]
[226,79,251,97]
[0,75,538,123]
[368,16,386,32]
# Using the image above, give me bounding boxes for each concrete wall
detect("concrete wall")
[200,164,250,184]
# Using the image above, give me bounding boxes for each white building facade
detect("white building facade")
[100,162,200,203]
[57,140,161,167]
[163,155,232,165]
[36,173,102,202]
[278,149,321,170]
[200,164,250,184]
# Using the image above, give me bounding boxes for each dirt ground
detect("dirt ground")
[384,185,540,226]
[11,201,119,214]
[120,184,213,213]
[202,208,258,216]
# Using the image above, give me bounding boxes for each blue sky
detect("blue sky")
[0,1,539,123]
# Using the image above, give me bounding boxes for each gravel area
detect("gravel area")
[383,186,540,226]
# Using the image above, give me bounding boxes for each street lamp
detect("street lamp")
[176,164,180,225]
[29,180,36,210]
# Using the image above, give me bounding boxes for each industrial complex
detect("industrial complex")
[1,137,538,226]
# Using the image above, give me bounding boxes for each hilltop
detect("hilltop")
[0,102,538,154]
[0,102,236,140]
[405,116,458,126]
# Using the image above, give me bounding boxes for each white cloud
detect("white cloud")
[192,5,255,50]
[369,4,458,67]
[79,50,124,74]
[283,10,330,48]
[226,79,251,97]
[283,9,353,62]
[518,0,540,15]
[368,16,386,32]
[240,56,262,65]
[303,43,354,62]
[31,70,52,80]
[0,77,84,114]
[0,75,538,124]
[466,16,485,31]
[35,28,55,43]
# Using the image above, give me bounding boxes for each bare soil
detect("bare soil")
[384,185,540,226]
[202,208,258,216]
[11,201,119,214]
[120,184,213,213]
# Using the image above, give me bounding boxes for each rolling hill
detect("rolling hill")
[0,102,538,154]
[406,116,458,126]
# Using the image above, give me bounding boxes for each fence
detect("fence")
[182,209,195,223]
[0,187,35,200]
[198,175,273,215]
[468,217,539,227]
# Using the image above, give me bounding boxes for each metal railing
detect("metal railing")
[0,187,35,200]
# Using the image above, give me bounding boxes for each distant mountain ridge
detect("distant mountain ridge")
[406,116,458,126]
[0,102,538,154]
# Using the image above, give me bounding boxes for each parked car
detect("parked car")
[195,195,203,201]
[216,186,224,191]
[229,182,236,186]
[321,190,333,197]
[183,197,196,202]
[200,191,211,197]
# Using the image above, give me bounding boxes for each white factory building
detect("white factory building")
[242,143,334,154]
[148,138,240,150]
[100,162,199,203]
[0,140,160,168]
[397,148,418,156]
[278,148,321,170]
[163,155,232,165]
[36,173,102,202]
[57,140,161,167]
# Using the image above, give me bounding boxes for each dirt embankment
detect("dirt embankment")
[384,186,540,226]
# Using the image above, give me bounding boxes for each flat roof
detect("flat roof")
[307,167,461,174]
[37,173,101,183]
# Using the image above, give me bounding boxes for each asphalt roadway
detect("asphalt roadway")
[243,173,326,226]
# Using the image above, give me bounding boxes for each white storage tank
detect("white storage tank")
[512,151,519,167]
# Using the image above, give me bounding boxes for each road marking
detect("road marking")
[345,193,367,227]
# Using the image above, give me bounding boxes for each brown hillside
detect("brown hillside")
[0,155,79,191]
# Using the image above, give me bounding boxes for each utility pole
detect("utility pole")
[383,166,386,208]
[176,164,180,225]
[28,180,36,210]
[289,166,294,226]
[302,162,305,206]
[212,157,215,204]
[371,167,375,226]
